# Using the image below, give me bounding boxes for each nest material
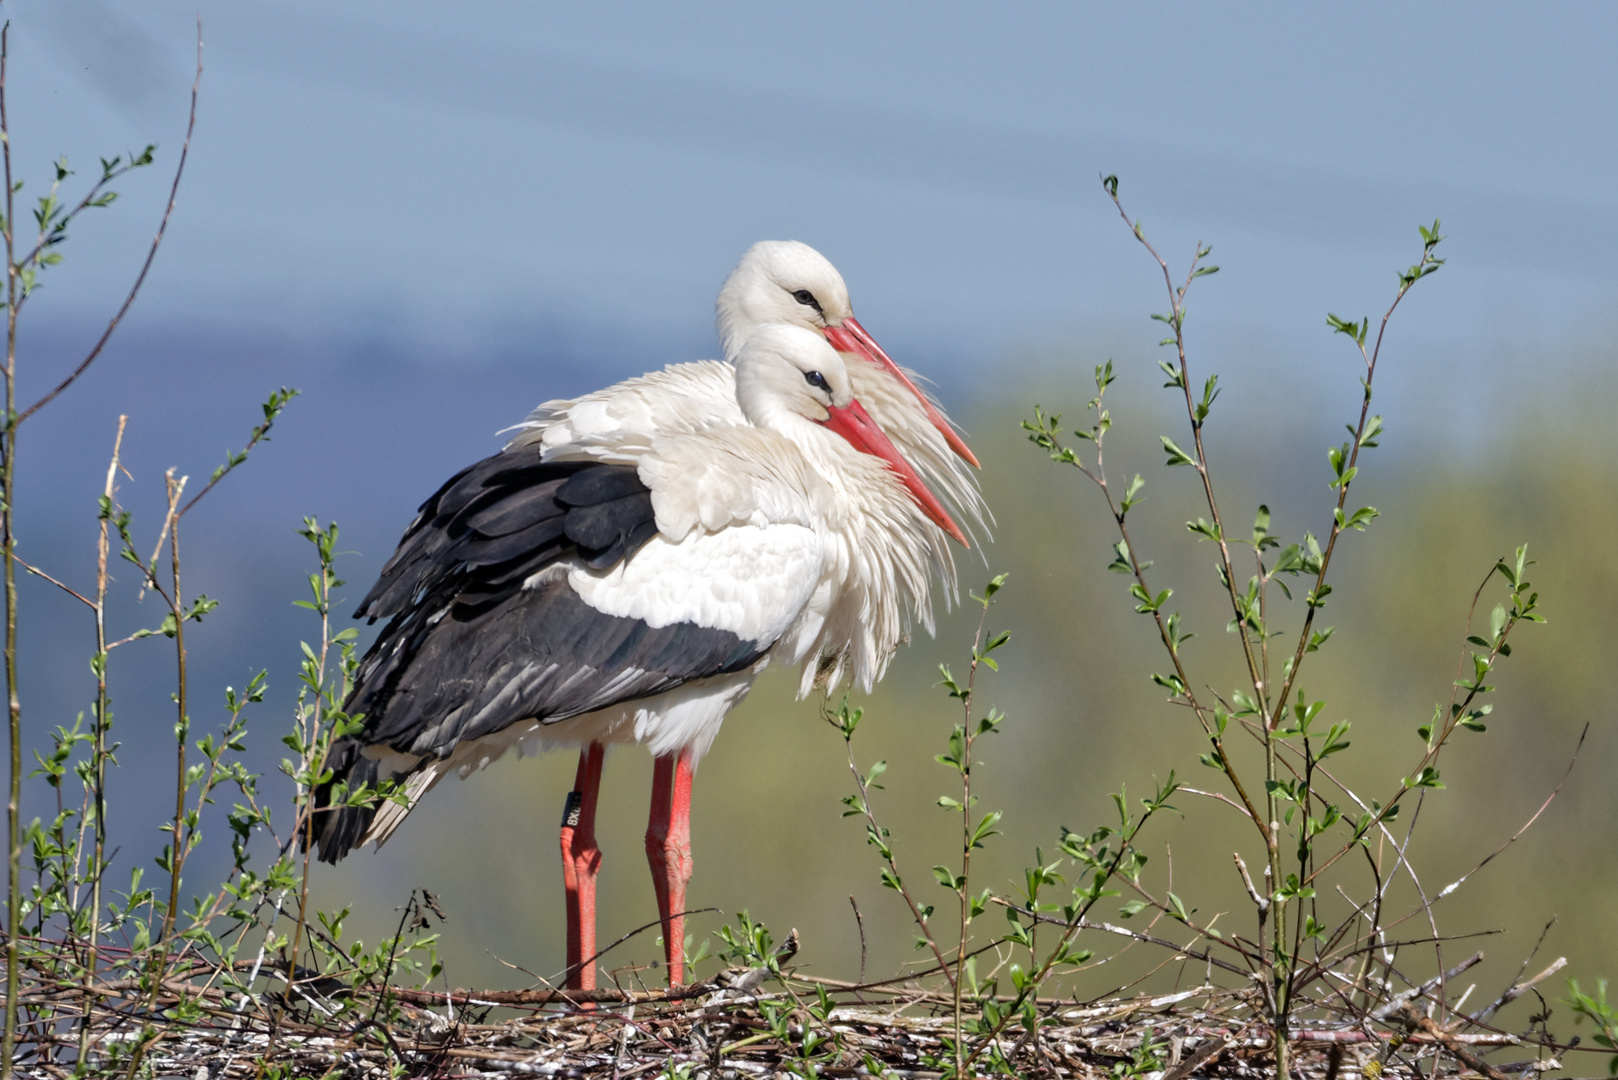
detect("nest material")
[8,969,1568,1079]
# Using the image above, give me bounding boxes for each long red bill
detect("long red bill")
[823,317,981,469]
[822,398,969,548]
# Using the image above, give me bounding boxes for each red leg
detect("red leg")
[644,749,695,985]
[560,742,605,990]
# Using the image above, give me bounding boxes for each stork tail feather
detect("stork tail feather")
[307,740,436,864]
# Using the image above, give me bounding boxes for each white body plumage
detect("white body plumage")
[344,324,956,850]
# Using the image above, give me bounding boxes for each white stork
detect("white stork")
[311,324,969,989]
[510,241,986,547]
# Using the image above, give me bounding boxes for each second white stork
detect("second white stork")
[511,241,987,563]
[311,325,967,988]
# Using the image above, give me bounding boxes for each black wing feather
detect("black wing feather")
[555,466,653,504]
[355,449,594,621]
[355,579,762,754]
[310,447,768,864]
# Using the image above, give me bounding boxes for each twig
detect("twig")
[1410,1008,1515,1080]
[1438,725,1586,904]
[1233,852,1267,913]
[135,471,185,602]
[384,981,719,1009]
[2,24,22,1076]
[13,558,92,608]
[1181,786,1258,822]
[560,907,722,989]
[1160,1034,1229,1080]
[848,896,867,995]
[1369,951,1484,1020]
[1474,957,1568,1025]
[363,889,420,1029]
[832,706,956,993]
[1001,904,1251,979]
[78,415,126,1066]
[178,386,298,519]
[1293,1030,1525,1047]
[16,19,201,425]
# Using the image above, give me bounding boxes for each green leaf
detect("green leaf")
[1339,506,1379,531]
[1107,539,1141,574]
[1405,765,1444,790]
[1165,611,1193,650]
[1161,436,1197,468]
[1120,473,1146,514]
[1252,504,1274,547]
[971,811,1003,849]
[1318,721,1351,758]
[1489,602,1508,642]
[1305,626,1334,653]
[1193,374,1220,423]
[1151,671,1187,696]
[1131,584,1171,613]
[1326,313,1368,346]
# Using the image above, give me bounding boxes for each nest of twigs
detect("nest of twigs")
[9,950,1579,1080]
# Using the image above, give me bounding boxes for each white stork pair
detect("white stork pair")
[310,242,982,990]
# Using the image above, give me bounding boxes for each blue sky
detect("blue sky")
[14,2,1618,395]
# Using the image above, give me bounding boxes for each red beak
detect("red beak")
[822,398,969,548]
[823,317,981,469]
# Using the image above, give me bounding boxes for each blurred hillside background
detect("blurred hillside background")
[7,0,1616,1018]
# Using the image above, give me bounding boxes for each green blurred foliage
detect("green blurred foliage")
[315,355,1616,1024]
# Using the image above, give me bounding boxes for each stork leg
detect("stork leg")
[644,749,694,985]
[560,742,606,990]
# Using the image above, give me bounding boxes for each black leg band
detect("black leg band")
[560,789,584,829]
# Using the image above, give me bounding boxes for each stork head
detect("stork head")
[734,325,967,547]
[716,241,853,359]
[715,240,979,469]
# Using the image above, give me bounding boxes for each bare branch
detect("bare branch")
[13,556,91,609]
[1437,724,1586,904]
[1474,956,1567,1025]
[1369,951,1483,1020]
[16,21,201,425]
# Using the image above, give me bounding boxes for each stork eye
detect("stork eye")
[803,370,831,393]
[791,289,823,313]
